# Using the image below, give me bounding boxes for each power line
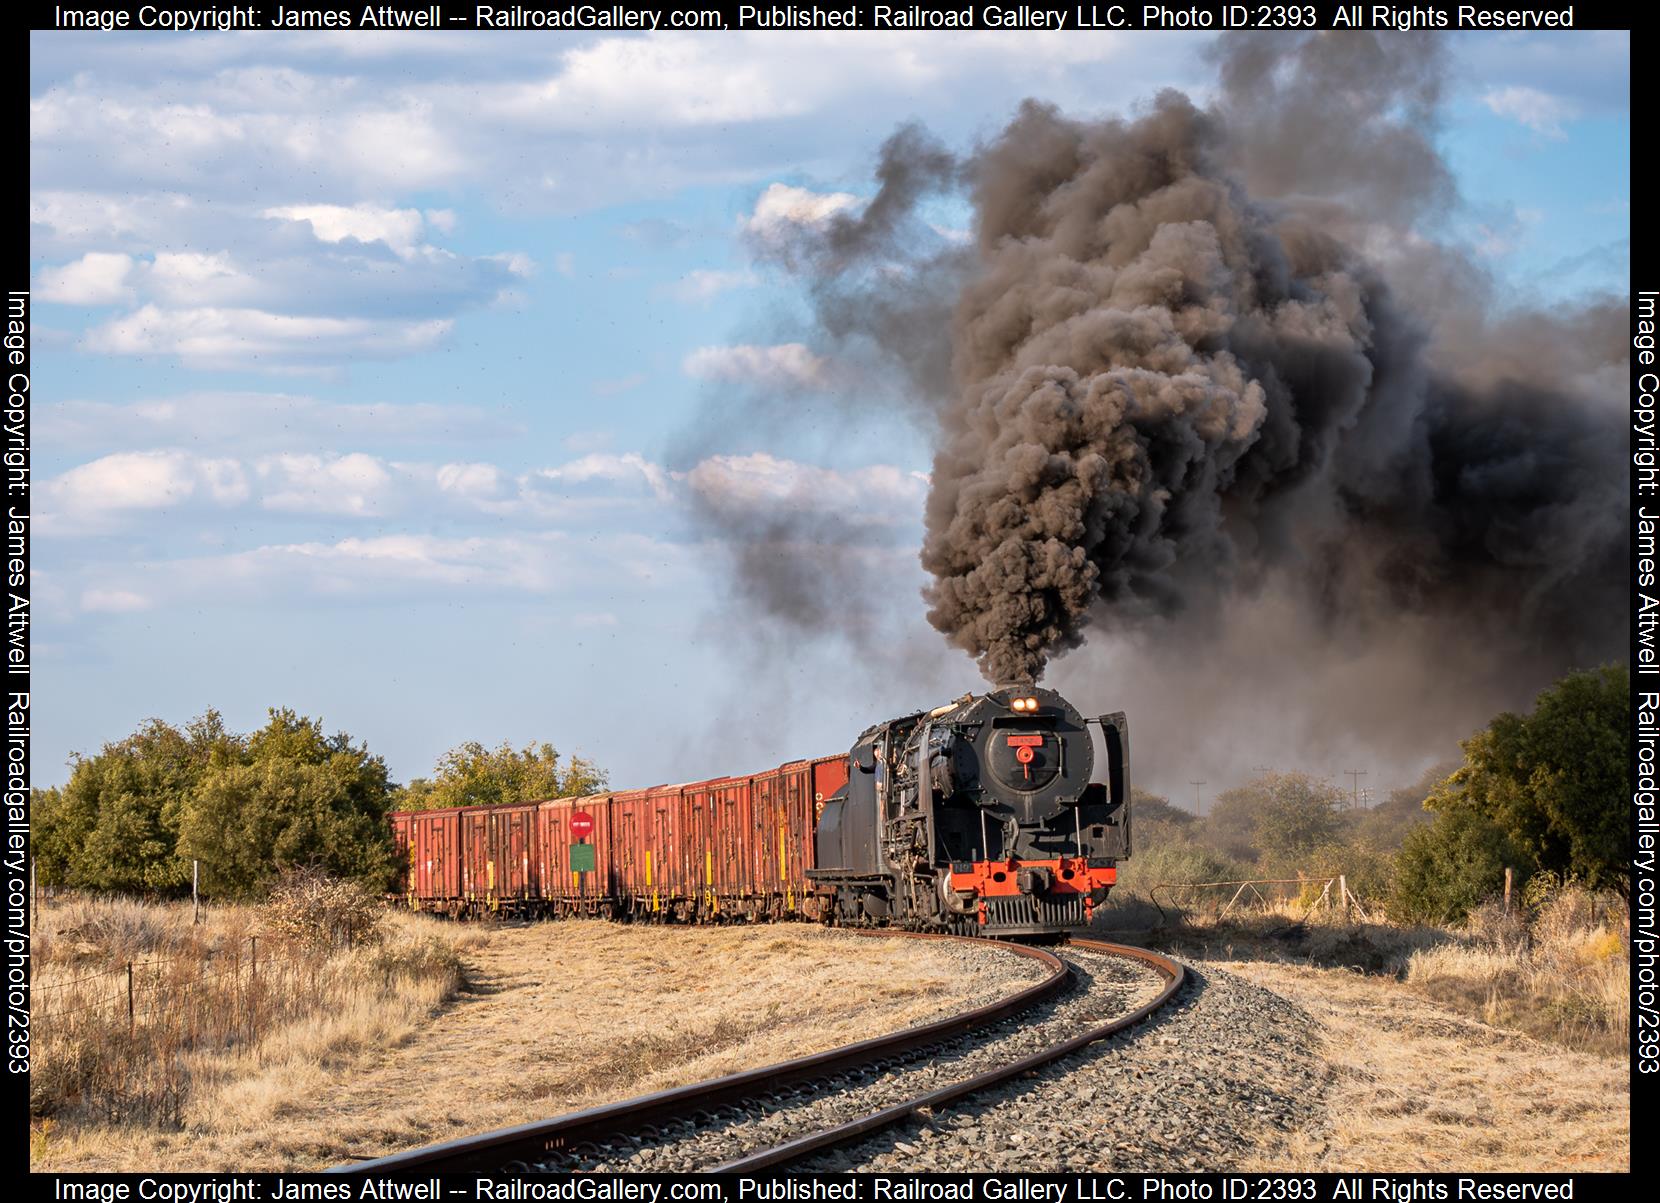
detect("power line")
[1343,768,1369,810]
[1189,779,1208,818]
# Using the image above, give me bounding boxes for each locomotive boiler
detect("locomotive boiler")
[809,685,1130,937]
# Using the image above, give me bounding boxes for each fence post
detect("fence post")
[192,860,200,925]
[1339,874,1349,918]
[251,935,257,982]
[126,962,135,1034]
[1504,866,1513,915]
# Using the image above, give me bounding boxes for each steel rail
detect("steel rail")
[325,931,1067,1175]
[708,938,1186,1172]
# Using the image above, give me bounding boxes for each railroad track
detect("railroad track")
[326,934,1185,1176]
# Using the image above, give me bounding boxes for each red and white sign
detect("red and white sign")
[569,811,595,840]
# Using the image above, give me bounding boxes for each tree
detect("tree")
[394,740,606,810]
[32,712,240,892]
[1201,772,1344,866]
[1350,761,1452,853]
[179,709,397,897]
[1251,773,1346,866]
[1430,665,1629,898]
[1390,807,1528,925]
[1130,788,1194,831]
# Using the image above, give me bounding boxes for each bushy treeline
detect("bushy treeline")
[1124,665,1629,925]
[392,741,605,811]
[1125,772,1416,909]
[32,710,605,900]
[1395,664,1628,923]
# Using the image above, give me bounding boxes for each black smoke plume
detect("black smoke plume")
[739,32,1624,694]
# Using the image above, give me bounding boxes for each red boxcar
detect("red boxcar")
[393,807,462,909]
[456,803,540,914]
[389,754,849,923]
[537,796,613,916]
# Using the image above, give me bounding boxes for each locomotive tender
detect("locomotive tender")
[390,685,1130,938]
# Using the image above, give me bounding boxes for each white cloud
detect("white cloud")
[31,191,178,241]
[500,37,808,129]
[660,268,758,304]
[29,32,1203,221]
[434,461,508,501]
[81,588,151,614]
[40,449,249,532]
[263,203,428,256]
[741,183,858,243]
[1482,85,1579,138]
[38,391,519,451]
[86,305,453,371]
[37,252,134,305]
[336,103,464,189]
[32,190,525,371]
[591,373,646,397]
[682,343,829,389]
[75,530,694,609]
[40,446,685,534]
[685,452,926,518]
[488,251,536,278]
[534,452,672,502]
[256,452,397,515]
[143,251,258,305]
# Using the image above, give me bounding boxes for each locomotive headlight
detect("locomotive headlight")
[1011,696,1038,711]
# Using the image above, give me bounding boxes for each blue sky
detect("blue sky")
[29,29,1630,800]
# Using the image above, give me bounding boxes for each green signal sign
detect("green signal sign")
[570,842,596,873]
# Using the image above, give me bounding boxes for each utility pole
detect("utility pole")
[1344,768,1368,810]
[1190,779,1207,819]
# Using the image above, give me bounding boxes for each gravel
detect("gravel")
[523,943,1326,1174]
[799,962,1330,1173]
[531,946,1180,1173]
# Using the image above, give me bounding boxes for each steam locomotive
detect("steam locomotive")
[390,685,1130,938]
[812,685,1130,936]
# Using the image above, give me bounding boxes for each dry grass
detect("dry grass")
[1403,893,1629,1055]
[1223,959,1629,1172]
[32,916,1041,1172]
[1103,884,1629,1055]
[31,896,480,1171]
[1105,883,1630,1170]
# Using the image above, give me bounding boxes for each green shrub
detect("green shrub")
[1389,807,1528,925]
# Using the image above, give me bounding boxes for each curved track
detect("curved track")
[327,934,1184,1176]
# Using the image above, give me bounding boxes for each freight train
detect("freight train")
[391,685,1131,937]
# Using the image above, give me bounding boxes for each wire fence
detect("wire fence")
[1147,875,1376,924]
[31,936,340,1127]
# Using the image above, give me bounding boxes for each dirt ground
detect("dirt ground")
[1223,960,1630,1173]
[35,917,1630,1173]
[36,920,1044,1172]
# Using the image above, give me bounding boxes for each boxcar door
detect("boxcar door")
[784,765,810,907]
[753,770,780,906]
[652,795,676,911]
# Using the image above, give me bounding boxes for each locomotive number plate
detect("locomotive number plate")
[1005,734,1044,747]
